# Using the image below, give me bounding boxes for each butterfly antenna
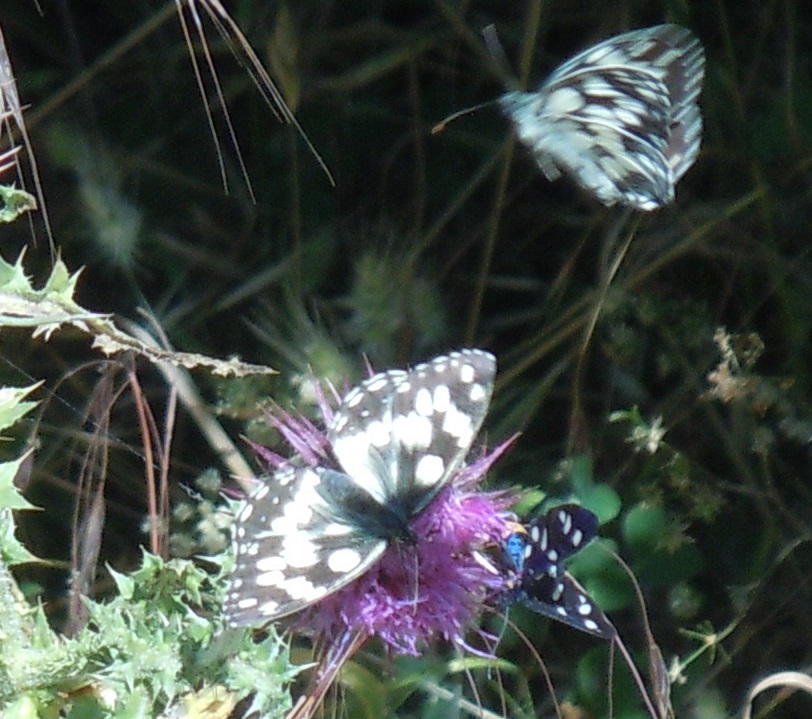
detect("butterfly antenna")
[431,100,497,135]
[428,26,513,155]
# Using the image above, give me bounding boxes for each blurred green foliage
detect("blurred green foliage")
[1,1,812,717]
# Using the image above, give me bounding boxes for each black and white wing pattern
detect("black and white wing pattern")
[499,24,705,210]
[504,504,616,639]
[226,349,496,625]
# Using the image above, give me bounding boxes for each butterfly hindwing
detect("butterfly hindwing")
[518,570,616,639]
[500,24,705,210]
[226,466,387,625]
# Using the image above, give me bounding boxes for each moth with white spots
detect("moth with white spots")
[226,349,496,625]
[500,24,705,210]
[504,504,616,639]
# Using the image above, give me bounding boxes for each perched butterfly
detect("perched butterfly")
[500,24,705,210]
[226,349,496,625]
[503,504,616,639]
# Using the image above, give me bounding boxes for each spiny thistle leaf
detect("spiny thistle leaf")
[0,251,276,377]
[0,383,42,566]
[0,383,41,436]
[0,185,36,224]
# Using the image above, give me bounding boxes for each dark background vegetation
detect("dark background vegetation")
[2,1,812,717]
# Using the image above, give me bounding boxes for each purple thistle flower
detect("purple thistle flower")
[258,392,517,655]
[226,349,520,661]
[303,471,514,655]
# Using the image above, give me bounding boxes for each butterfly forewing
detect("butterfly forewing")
[500,24,705,210]
[329,349,496,520]
[226,349,497,626]
[523,503,600,573]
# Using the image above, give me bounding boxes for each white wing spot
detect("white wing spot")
[366,419,391,447]
[546,85,586,114]
[323,522,354,536]
[278,471,296,487]
[346,389,364,407]
[257,599,279,615]
[279,576,326,601]
[366,375,389,392]
[392,412,433,450]
[415,454,445,485]
[256,569,285,587]
[281,536,320,568]
[327,547,363,573]
[560,510,573,534]
[469,382,486,402]
[460,362,475,384]
[415,386,433,416]
[433,384,450,413]
[256,555,287,572]
[442,404,473,443]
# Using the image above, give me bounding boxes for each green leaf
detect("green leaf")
[0,383,41,435]
[580,484,622,524]
[0,185,37,224]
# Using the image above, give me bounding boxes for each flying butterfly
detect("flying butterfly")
[226,349,496,625]
[499,24,705,210]
[503,504,616,639]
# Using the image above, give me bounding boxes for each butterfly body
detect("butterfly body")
[504,504,616,639]
[226,349,496,625]
[500,24,705,210]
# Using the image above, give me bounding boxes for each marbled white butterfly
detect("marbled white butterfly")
[504,504,616,639]
[226,349,496,625]
[500,24,705,211]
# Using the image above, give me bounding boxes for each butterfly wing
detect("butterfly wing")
[518,570,617,639]
[523,503,600,570]
[225,465,387,625]
[500,24,704,210]
[328,349,496,525]
[507,505,616,639]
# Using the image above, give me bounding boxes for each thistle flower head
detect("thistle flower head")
[255,373,517,656]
